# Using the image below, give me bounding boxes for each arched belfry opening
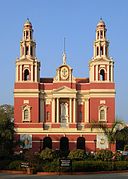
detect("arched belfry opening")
[43,137,52,149]
[24,69,29,81]
[77,137,85,150]
[100,69,105,81]
[60,137,69,151]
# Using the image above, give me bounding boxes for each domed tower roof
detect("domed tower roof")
[24,18,32,28]
[97,18,105,28]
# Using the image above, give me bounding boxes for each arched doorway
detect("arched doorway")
[60,137,69,151]
[77,137,85,150]
[43,137,52,149]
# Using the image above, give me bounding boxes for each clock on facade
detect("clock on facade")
[61,66,69,80]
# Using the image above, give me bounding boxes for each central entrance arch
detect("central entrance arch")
[60,137,69,151]
[43,137,52,149]
[77,137,85,150]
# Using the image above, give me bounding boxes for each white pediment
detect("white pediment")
[53,86,76,94]
[16,57,35,64]
[52,86,77,98]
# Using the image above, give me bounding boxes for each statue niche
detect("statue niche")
[60,102,68,123]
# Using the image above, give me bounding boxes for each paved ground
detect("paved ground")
[1,173,128,179]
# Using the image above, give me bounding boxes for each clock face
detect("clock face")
[61,66,69,80]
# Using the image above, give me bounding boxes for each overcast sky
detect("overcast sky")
[0,0,128,122]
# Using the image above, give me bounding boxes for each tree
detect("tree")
[116,126,128,150]
[0,105,15,158]
[91,120,125,151]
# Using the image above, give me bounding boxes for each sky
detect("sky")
[0,0,128,122]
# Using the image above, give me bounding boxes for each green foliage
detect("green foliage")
[42,160,59,172]
[24,150,40,167]
[72,161,113,172]
[0,104,14,119]
[0,106,15,158]
[68,149,85,160]
[8,160,22,170]
[40,148,55,161]
[91,120,125,149]
[95,149,113,161]
[113,161,128,170]
[54,149,69,159]
[124,145,128,151]
[113,151,124,161]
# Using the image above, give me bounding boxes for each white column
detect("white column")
[16,65,18,82]
[20,65,22,81]
[94,45,95,57]
[70,98,72,123]
[95,65,98,81]
[73,98,76,123]
[31,65,33,81]
[85,98,89,123]
[111,64,113,82]
[52,98,55,123]
[107,65,109,81]
[35,64,37,82]
[56,98,59,123]
[90,65,94,82]
[40,99,44,122]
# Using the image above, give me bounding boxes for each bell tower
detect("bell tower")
[89,19,114,82]
[15,19,40,82]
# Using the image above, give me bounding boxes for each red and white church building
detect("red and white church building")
[14,19,115,152]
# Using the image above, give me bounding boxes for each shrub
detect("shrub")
[0,160,11,169]
[72,161,113,172]
[68,149,85,160]
[8,160,22,170]
[113,161,128,170]
[124,145,128,151]
[113,151,123,161]
[42,160,59,172]
[95,149,113,161]
[40,148,55,161]
[23,150,39,167]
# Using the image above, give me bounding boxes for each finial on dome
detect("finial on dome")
[97,18,105,27]
[24,18,32,27]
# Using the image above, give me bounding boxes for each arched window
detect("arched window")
[100,69,105,81]
[22,105,31,122]
[43,137,52,149]
[99,106,107,122]
[24,109,28,120]
[77,137,85,150]
[24,69,29,81]
[60,137,69,151]
[100,109,105,121]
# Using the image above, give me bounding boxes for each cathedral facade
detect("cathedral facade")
[14,19,115,152]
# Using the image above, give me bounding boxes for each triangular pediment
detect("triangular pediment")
[53,86,76,94]
[89,56,113,65]
[16,57,35,64]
